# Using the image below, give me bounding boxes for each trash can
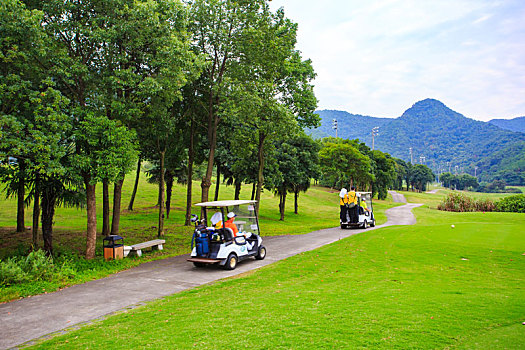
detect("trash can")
[103,235,124,260]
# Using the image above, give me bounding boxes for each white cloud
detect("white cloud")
[270,0,525,120]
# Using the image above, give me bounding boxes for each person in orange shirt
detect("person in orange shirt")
[224,212,239,236]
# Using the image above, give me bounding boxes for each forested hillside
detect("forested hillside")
[309,110,391,142]
[489,116,525,133]
[310,99,525,185]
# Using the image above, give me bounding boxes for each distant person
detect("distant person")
[348,186,358,223]
[359,196,370,215]
[339,188,349,222]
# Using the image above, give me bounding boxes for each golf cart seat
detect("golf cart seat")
[221,227,234,242]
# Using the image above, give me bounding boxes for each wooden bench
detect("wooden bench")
[129,239,165,257]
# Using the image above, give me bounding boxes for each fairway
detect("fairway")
[26,204,525,349]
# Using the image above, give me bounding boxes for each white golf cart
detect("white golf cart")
[340,192,376,229]
[187,200,266,270]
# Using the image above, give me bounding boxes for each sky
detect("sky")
[268,0,525,121]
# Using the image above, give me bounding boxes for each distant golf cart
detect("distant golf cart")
[341,192,376,229]
[187,200,266,270]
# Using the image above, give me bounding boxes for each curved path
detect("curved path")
[0,192,420,349]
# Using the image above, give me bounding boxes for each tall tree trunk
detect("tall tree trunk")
[214,162,221,201]
[156,183,161,207]
[166,174,173,219]
[255,132,266,212]
[42,183,57,256]
[294,189,299,214]
[234,179,241,200]
[279,191,286,221]
[111,177,124,235]
[158,150,165,237]
[32,173,40,248]
[102,180,110,236]
[41,184,56,256]
[16,158,26,233]
[185,118,195,226]
[251,183,256,200]
[85,180,97,260]
[128,158,141,211]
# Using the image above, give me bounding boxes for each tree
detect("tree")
[0,0,45,233]
[287,134,320,214]
[268,139,301,221]
[439,172,455,189]
[0,84,76,255]
[456,174,479,190]
[265,133,320,220]
[102,0,199,237]
[410,164,435,192]
[393,158,408,191]
[145,145,188,220]
[319,139,373,190]
[188,0,268,204]
[224,6,319,211]
[370,150,396,200]
[0,0,81,255]
[73,114,137,259]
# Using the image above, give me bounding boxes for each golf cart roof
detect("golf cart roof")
[195,200,257,207]
[357,192,372,194]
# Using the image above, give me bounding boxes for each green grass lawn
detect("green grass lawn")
[26,202,525,349]
[0,174,397,301]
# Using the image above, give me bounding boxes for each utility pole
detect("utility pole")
[409,147,413,164]
[474,166,478,178]
[447,161,451,173]
[332,119,338,138]
[371,126,379,151]
[454,165,459,175]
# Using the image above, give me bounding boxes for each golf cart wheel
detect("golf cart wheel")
[193,262,206,268]
[340,224,346,229]
[255,245,266,260]
[370,220,375,227]
[224,253,238,270]
[362,220,368,229]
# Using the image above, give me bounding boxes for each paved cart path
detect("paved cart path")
[1,192,420,349]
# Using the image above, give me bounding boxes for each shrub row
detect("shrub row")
[496,194,525,213]
[437,193,495,212]
[437,193,525,213]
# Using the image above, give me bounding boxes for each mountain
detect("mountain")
[489,116,525,133]
[310,99,525,184]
